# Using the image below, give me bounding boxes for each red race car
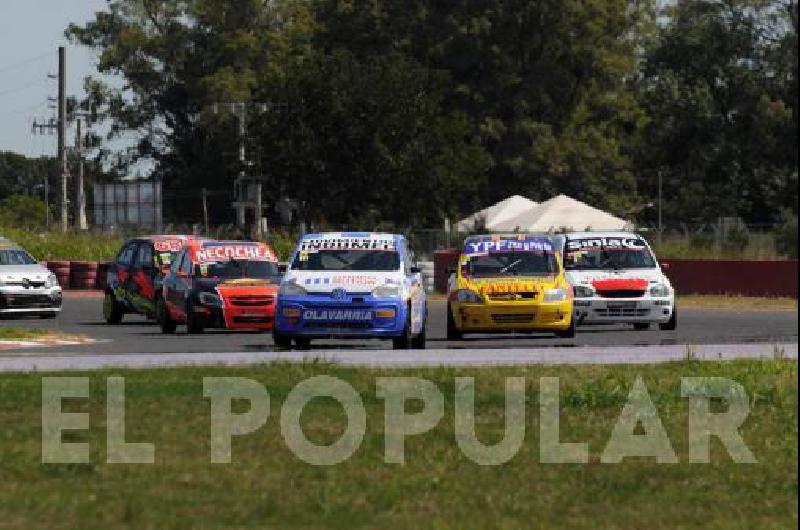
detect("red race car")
[158,240,281,334]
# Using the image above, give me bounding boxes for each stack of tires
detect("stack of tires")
[96,262,110,291]
[70,261,99,290]
[45,261,71,289]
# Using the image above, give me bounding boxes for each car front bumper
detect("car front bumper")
[275,296,408,339]
[451,300,573,332]
[0,288,63,314]
[573,296,674,324]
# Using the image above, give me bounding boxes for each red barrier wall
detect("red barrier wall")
[433,250,460,293]
[660,259,798,298]
[433,251,798,298]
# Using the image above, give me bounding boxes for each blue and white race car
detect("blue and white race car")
[274,232,427,349]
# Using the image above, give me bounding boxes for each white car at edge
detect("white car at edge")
[554,232,676,330]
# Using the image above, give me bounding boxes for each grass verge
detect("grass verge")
[0,327,56,340]
[0,360,796,529]
[678,295,798,311]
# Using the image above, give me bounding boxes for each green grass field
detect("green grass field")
[0,360,796,529]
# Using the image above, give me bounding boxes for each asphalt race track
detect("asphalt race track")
[0,298,796,366]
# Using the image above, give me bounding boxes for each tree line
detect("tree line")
[42,0,797,228]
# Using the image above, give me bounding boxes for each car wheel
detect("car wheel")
[446,304,463,340]
[103,291,124,324]
[273,332,292,349]
[411,320,427,349]
[186,302,205,334]
[555,316,576,339]
[633,322,651,331]
[659,307,677,331]
[157,298,176,334]
[393,310,413,350]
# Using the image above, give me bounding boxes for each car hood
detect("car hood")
[463,275,560,294]
[0,264,52,282]
[565,268,669,287]
[284,270,401,294]
[194,277,278,294]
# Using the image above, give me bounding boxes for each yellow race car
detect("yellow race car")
[447,235,575,339]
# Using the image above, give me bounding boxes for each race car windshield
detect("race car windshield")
[292,250,400,271]
[194,259,280,280]
[564,244,657,270]
[464,252,557,277]
[0,249,37,265]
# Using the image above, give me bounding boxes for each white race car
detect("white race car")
[556,232,676,330]
[0,237,62,318]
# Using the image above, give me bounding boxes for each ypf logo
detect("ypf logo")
[22,278,31,289]
[331,288,348,301]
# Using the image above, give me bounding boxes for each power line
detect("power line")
[0,78,49,97]
[0,51,52,74]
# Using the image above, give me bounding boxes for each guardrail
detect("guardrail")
[432,251,798,298]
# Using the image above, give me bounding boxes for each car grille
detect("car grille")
[596,289,646,299]
[0,293,55,309]
[302,321,372,329]
[595,308,651,317]
[491,314,534,324]
[487,292,538,301]
[232,316,273,325]
[227,296,274,307]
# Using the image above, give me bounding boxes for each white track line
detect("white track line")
[0,343,795,372]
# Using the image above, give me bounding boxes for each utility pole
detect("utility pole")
[657,168,663,248]
[75,118,87,230]
[202,187,209,233]
[57,46,69,232]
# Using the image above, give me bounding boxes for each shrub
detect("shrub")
[0,194,48,228]
[774,210,798,258]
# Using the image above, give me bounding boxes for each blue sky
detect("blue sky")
[0,0,109,157]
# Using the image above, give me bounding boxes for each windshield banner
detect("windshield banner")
[566,237,646,251]
[194,245,275,262]
[300,236,396,252]
[464,236,553,255]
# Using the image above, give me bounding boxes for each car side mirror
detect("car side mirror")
[409,266,421,274]
[445,267,455,276]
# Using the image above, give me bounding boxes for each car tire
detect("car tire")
[393,310,413,350]
[411,317,427,350]
[633,322,651,331]
[659,307,677,331]
[446,304,463,340]
[157,298,176,334]
[103,291,124,325]
[555,316,576,339]
[273,332,292,349]
[186,302,205,334]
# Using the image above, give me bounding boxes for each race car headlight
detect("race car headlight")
[543,287,569,302]
[279,282,308,297]
[650,283,671,297]
[198,292,222,307]
[573,285,595,298]
[450,289,483,304]
[372,285,401,299]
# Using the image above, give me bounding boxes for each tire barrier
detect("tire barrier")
[45,260,71,289]
[70,261,99,290]
[96,262,110,291]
